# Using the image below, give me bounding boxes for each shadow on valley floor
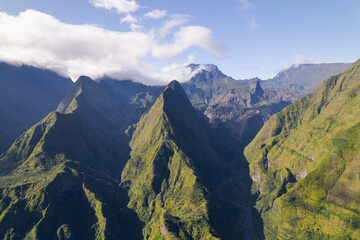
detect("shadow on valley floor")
[209,127,264,240]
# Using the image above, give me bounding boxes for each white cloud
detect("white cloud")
[153,26,226,59]
[120,14,138,24]
[237,0,256,9]
[89,0,139,13]
[144,9,167,19]
[0,10,153,81]
[158,14,191,38]
[130,23,143,32]
[279,54,323,71]
[155,54,196,83]
[249,17,258,29]
[0,10,225,84]
[155,55,222,83]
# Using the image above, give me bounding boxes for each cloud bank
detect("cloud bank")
[0,10,226,85]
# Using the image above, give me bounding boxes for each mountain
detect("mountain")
[0,78,263,239]
[0,60,355,239]
[182,64,263,109]
[56,76,162,167]
[122,80,264,239]
[122,80,222,239]
[0,77,162,239]
[0,62,73,154]
[182,64,291,147]
[261,62,353,100]
[245,60,360,239]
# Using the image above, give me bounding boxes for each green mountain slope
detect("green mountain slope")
[121,80,225,239]
[0,77,162,239]
[245,60,360,239]
[0,62,73,154]
[121,80,265,240]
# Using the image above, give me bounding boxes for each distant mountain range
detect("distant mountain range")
[0,60,355,239]
[261,62,353,100]
[182,62,352,146]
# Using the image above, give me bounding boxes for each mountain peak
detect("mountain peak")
[186,63,227,78]
[250,79,264,95]
[77,75,94,84]
[122,67,223,240]
[162,79,190,107]
[166,79,182,90]
[187,63,218,72]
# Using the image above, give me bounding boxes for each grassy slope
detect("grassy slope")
[0,112,143,240]
[245,60,360,239]
[121,81,223,240]
[0,77,163,240]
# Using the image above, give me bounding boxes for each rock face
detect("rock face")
[245,60,360,239]
[182,65,291,148]
[0,62,73,154]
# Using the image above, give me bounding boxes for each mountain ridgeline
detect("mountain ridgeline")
[182,64,289,147]
[0,77,163,239]
[261,62,353,100]
[0,77,262,239]
[245,59,360,239]
[0,60,356,239]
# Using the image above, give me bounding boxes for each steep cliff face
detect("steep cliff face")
[245,60,360,239]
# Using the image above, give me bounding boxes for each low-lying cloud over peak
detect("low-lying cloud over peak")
[0,10,226,85]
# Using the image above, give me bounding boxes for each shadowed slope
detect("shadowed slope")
[0,62,73,154]
[0,77,163,240]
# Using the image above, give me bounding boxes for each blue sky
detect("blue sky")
[0,0,359,84]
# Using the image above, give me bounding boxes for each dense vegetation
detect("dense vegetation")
[122,81,223,239]
[245,60,360,239]
[0,61,354,239]
[0,77,162,239]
